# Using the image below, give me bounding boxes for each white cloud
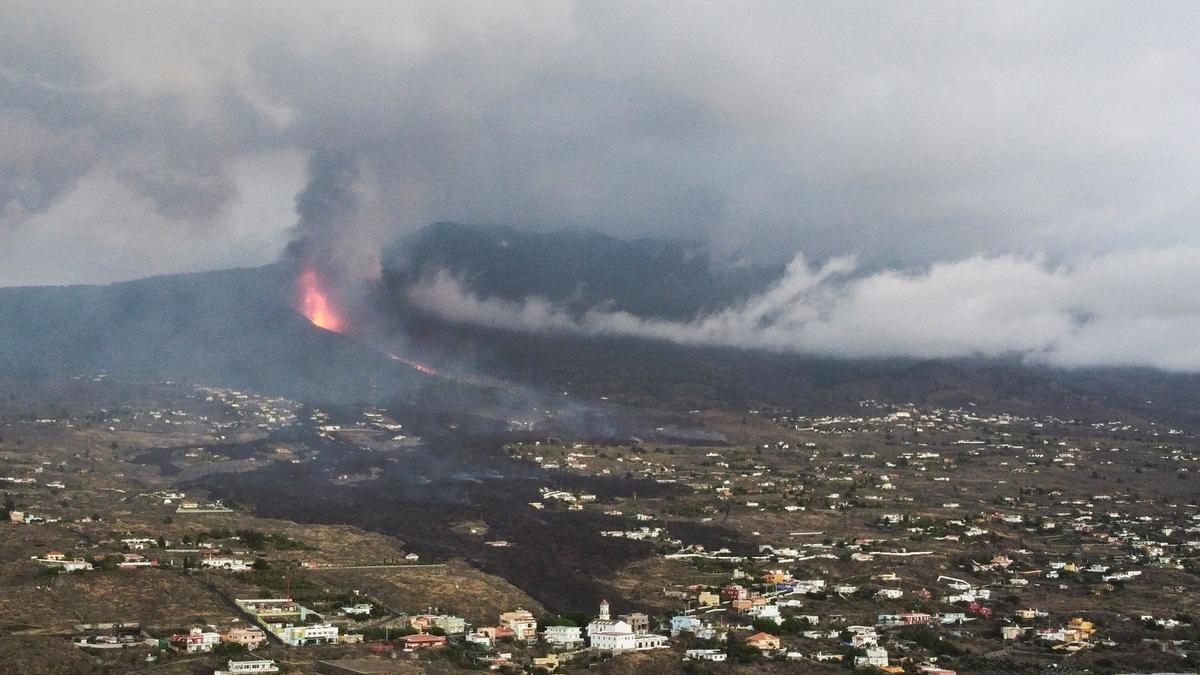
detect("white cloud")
[5,1,1200,278]
[407,246,1200,370]
[0,150,305,286]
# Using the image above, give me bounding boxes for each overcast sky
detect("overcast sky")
[3,2,1200,367]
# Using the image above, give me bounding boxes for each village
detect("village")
[1,376,1199,673]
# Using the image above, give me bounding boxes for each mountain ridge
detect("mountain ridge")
[2,222,1199,427]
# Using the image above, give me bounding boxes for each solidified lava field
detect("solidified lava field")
[178,421,748,613]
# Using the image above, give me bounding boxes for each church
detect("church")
[586,600,669,653]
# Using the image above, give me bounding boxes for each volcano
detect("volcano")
[3,223,1200,426]
[296,265,346,333]
[0,263,428,403]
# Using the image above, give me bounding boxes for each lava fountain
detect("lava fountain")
[294,264,509,389]
[297,266,345,332]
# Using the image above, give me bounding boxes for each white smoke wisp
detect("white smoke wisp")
[405,246,1200,371]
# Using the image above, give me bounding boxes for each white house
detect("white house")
[214,659,279,675]
[543,625,583,648]
[685,649,727,662]
[121,538,156,550]
[670,615,703,636]
[465,632,493,648]
[846,626,879,648]
[201,556,252,571]
[746,604,782,622]
[855,647,889,668]
[34,555,93,572]
[280,623,338,646]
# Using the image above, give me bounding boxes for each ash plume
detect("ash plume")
[285,150,383,282]
[3,3,1200,371]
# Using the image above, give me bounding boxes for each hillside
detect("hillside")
[1,223,1199,427]
[383,222,780,319]
[0,264,415,402]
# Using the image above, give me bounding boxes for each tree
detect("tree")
[252,558,270,571]
[780,616,806,634]
[751,618,781,635]
[213,641,247,656]
[539,616,578,630]
[725,632,757,663]
[236,529,268,549]
[38,565,62,579]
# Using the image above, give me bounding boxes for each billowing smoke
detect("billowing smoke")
[4,3,1200,372]
[405,246,1200,371]
[285,151,386,280]
[284,151,396,333]
[6,2,1200,286]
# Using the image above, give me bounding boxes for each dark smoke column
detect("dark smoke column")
[285,149,363,276]
[283,150,375,332]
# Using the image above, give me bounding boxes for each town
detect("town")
[1,375,1198,674]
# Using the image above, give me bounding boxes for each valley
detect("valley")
[2,373,1198,674]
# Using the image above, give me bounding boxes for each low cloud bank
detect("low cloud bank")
[406,247,1200,371]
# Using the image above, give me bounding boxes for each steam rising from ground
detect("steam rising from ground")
[407,246,1200,371]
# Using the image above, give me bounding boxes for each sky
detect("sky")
[3,2,1200,368]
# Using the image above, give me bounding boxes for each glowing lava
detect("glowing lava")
[387,350,512,389]
[294,266,509,389]
[386,351,441,376]
[297,267,345,332]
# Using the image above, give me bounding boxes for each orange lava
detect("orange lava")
[386,351,441,376]
[298,267,345,332]
[295,267,508,389]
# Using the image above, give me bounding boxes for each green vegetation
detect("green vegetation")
[723,631,759,663]
[358,625,417,642]
[194,527,316,551]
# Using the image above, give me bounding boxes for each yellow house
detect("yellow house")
[1066,617,1095,639]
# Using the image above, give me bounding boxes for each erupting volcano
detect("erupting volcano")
[297,266,345,332]
[293,263,509,389]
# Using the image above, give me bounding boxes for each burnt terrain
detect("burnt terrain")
[169,413,751,613]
